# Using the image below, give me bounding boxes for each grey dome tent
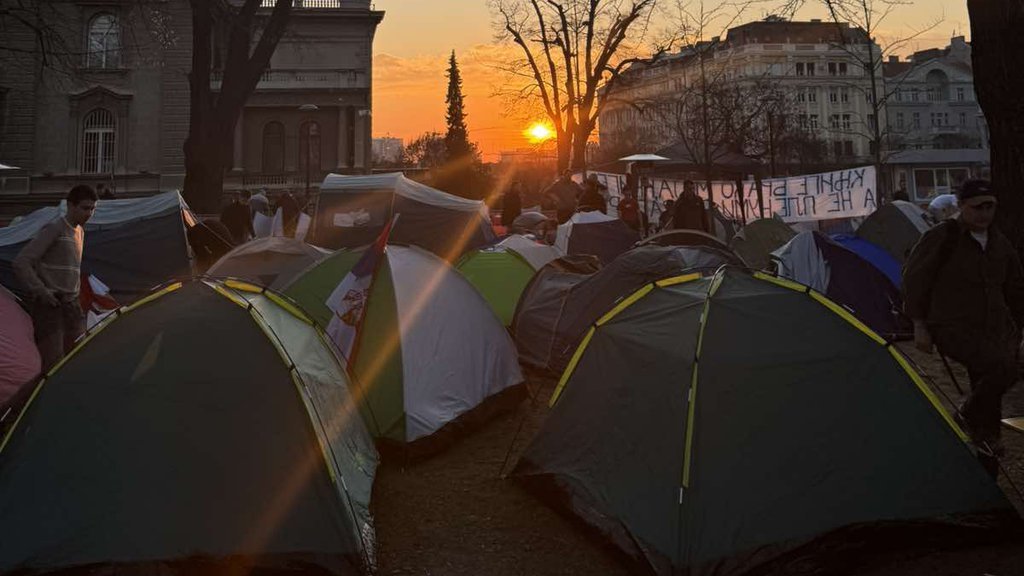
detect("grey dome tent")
[311,173,495,260]
[512,245,736,374]
[511,255,603,370]
[207,236,331,290]
[856,200,931,263]
[0,280,378,575]
[554,211,639,264]
[772,230,910,340]
[0,191,194,302]
[515,268,1016,576]
[729,218,796,270]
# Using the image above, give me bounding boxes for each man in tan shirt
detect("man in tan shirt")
[13,185,98,370]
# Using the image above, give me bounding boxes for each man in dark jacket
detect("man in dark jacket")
[219,190,256,244]
[502,182,523,228]
[903,179,1024,474]
[672,180,708,232]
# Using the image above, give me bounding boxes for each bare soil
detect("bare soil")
[372,343,1024,576]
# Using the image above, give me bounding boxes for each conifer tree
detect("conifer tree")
[444,50,473,161]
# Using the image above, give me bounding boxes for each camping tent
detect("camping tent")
[639,229,745,264]
[0,191,194,302]
[555,211,639,264]
[729,218,796,270]
[0,285,39,408]
[513,245,736,374]
[510,211,553,236]
[856,200,931,263]
[0,280,377,575]
[515,268,1015,576]
[207,236,331,290]
[511,255,603,370]
[456,235,562,325]
[284,245,523,443]
[312,173,495,260]
[831,234,903,287]
[772,231,910,340]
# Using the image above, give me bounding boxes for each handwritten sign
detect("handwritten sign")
[588,166,876,224]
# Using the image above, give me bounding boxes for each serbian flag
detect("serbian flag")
[79,274,120,330]
[325,215,397,363]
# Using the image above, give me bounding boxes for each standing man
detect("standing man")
[672,180,708,232]
[220,190,256,244]
[903,179,1024,476]
[13,185,98,370]
[502,181,523,230]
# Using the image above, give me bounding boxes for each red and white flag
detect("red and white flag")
[325,215,397,363]
[79,274,120,329]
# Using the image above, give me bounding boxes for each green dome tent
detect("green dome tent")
[515,268,1015,576]
[456,235,562,325]
[284,244,524,444]
[0,279,377,575]
[856,200,932,263]
[729,217,796,270]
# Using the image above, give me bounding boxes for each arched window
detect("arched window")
[81,108,115,174]
[925,69,950,102]
[262,122,285,173]
[87,14,120,69]
[299,121,321,173]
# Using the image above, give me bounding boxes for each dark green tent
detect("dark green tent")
[515,268,1015,575]
[0,280,377,575]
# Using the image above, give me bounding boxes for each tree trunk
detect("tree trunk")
[570,122,592,171]
[967,0,1024,251]
[183,129,230,214]
[556,129,572,173]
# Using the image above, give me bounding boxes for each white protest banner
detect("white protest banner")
[588,165,877,224]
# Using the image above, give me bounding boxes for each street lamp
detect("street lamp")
[298,104,319,198]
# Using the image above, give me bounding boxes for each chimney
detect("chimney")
[888,55,899,64]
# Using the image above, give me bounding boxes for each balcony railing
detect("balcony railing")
[211,68,369,91]
[258,0,369,8]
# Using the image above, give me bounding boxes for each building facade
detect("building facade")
[0,0,382,214]
[883,37,989,201]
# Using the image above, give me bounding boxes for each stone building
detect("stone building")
[0,0,383,215]
[599,19,884,168]
[883,37,989,201]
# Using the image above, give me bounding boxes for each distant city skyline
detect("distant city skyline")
[371,0,972,161]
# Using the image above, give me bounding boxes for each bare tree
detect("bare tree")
[966,0,1024,250]
[182,0,293,213]
[490,0,664,172]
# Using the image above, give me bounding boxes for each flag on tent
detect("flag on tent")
[325,215,397,363]
[79,274,119,329]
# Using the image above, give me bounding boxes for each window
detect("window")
[809,114,819,129]
[895,88,903,102]
[262,122,285,173]
[833,141,843,157]
[841,114,851,130]
[796,62,805,76]
[299,121,322,173]
[807,62,816,76]
[798,114,808,128]
[81,108,115,174]
[839,62,848,76]
[843,140,854,156]
[828,62,837,76]
[956,87,965,102]
[829,114,840,129]
[896,112,904,129]
[912,112,920,128]
[87,14,120,69]
[829,88,838,104]
[926,88,937,102]
[797,89,806,103]
[912,167,970,201]
[840,88,849,103]
[807,88,817,103]
[911,89,919,102]
[959,112,967,126]
[867,114,875,129]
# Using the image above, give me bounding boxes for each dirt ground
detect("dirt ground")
[371,343,1024,576]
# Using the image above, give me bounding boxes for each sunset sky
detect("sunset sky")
[371,0,972,161]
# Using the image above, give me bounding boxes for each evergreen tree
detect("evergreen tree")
[444,50,473,161]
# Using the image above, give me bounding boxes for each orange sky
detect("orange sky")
[371,0,972,161]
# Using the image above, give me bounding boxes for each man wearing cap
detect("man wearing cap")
[904,179,1024,475]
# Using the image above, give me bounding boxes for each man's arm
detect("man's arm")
[12,220,60,299]
[901,224,949,321]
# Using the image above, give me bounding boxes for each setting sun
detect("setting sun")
[525,122,554,143]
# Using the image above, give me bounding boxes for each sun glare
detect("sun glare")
[525,122,554,143]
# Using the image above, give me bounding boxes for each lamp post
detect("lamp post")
[298,104,319,197]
